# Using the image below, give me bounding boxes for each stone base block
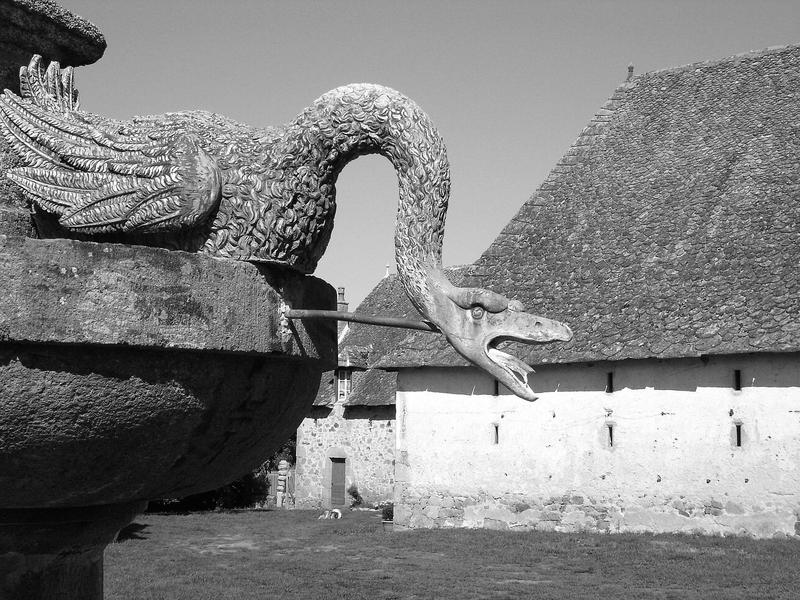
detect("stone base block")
[0,502,145,600]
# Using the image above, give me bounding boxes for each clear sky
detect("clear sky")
[63,0,798,308]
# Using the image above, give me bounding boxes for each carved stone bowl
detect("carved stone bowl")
[0,235,335,507]
[0,235,335,599]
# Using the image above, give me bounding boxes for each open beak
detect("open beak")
[485,310,572,401]
[445,306,572,402]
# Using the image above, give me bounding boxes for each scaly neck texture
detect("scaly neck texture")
[208,84,451,318]
[313,84,451,316]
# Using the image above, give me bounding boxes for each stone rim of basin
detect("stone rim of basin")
[0,234,336,358]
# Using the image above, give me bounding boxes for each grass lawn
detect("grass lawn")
[106,510,799,600]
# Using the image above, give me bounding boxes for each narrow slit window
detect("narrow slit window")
[606,372,614,394]
[735,423,742,447]
[493,379,500,396]
[734,369,742,391]
[493,424,499,445]
[607,424,614,447]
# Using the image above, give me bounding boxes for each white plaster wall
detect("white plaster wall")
[395,354,800,536]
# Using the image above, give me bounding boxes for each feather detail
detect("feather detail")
[4,57,225,237]
[124,193,184,231]
[45,62,60,107]
[0,94,98,160]
[61,182,147,230]
[0,92,178,179]
[21,56,47,107]
[1,94,91,145]
[62,67,77,111]
[0,109,72,169]
[7,171,76,213]
[19,55,79,112]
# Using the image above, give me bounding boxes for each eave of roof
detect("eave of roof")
[343,369,397,407]
[312,370,335,407]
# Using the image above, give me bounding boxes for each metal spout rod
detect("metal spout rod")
[284,309,439,332]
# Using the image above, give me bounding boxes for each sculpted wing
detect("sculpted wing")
[0,56,222,234]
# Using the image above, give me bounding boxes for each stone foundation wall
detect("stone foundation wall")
[395,489,800,537]
[395,355,800,538]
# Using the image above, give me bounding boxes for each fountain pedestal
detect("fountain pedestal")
[0,235,336,599]
[0,503,144,599]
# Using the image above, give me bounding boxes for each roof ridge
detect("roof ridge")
[481,42,800,268]
[536,79,635,196]
[632,42,800,80]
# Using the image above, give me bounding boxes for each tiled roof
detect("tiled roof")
[338,345,371,369]
[377,44,800,369]
[312,370,335,407]
[321,275,420,408]
[343,369,397,406]
[339,273,432,359]
[319,269,464,408]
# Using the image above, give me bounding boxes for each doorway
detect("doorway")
[330,457,346,506]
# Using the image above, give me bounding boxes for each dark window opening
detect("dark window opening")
[607,424,614,447]
[734,369,742,391]
[493,424,499,445]
[606,372,614,394]
[735,423,742,447]
[493,379,500,396]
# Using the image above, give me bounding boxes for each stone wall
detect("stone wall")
[395,354,800,538]
[295,381,395,508]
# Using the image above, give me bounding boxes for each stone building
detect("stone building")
[297,45,800,535]
[316,45,800,537]
[381,44,800,536]
[293,281,403,508]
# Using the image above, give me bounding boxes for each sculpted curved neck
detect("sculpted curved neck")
[286,84,451,317]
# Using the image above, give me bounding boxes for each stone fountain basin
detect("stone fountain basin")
[0,235,336,508]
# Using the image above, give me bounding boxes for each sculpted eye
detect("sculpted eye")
[471,306,485,320]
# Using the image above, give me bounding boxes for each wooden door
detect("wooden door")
[330,458,346,506]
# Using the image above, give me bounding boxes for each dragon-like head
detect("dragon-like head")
[424,269,572,401]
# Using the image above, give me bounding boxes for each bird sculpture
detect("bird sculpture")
[0,55,572,401]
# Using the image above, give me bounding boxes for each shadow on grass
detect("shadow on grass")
[115,522,150,542]
[145,508,277,516]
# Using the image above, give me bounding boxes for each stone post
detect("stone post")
[276,459,292,508]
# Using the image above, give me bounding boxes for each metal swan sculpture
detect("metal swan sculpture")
[0,55,572,401]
